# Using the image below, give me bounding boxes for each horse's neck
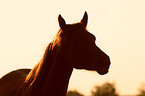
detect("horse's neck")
[29,45,73,96]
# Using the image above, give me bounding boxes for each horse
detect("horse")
[0,12,111,96]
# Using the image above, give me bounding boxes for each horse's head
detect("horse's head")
[58,12,110,75]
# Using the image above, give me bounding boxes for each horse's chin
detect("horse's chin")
[97,69,109,75]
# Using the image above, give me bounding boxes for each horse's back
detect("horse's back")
[0,69,31,96]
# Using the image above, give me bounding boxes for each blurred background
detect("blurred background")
[0,0,145,95]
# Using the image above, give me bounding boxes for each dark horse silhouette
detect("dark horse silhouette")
[0,12,110,96]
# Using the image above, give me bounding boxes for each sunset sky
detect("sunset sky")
[0,0,145,95]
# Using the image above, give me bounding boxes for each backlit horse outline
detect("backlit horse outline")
[0,12,110,96]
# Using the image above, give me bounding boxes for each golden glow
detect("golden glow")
[0,0,145,95]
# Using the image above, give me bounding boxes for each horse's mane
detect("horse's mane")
[23,29,65,89]
[21,23,80,94]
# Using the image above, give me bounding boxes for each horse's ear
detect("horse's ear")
[81,11,88,27]
[58,15,66,30]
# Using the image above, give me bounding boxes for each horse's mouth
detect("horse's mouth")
[97,69,109,75]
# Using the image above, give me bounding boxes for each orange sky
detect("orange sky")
[0,0,145,95]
